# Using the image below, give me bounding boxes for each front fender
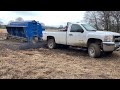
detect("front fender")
[86,33,104,42]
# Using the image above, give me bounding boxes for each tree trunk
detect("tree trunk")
[116,20,119,33]
[94,16,99,30]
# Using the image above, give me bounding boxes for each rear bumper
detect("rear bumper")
[102,42,120,51]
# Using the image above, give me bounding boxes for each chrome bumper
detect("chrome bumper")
[102,42,120,51]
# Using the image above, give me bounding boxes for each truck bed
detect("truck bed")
[43,29,67,45]
[45,29,67,32]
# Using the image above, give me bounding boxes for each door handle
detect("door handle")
[69,34,73,36]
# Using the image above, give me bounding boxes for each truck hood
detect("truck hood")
[89,31,120,36]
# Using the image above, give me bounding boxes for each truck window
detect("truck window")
[70,24,83,32]
[81,24,96,31]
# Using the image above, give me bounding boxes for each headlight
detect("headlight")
[104,35,113,42]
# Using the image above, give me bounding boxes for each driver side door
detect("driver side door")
[67,24,86,46]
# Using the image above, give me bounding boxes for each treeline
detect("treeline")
[41,23,60,29]
[43,26,58,29]
[84,11,120,33]
[0,25,6,29]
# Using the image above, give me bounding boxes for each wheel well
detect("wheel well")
[47,36,55,41]
[87,38,102,47]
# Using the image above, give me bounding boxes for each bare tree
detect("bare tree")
[99,11,112,31]
[15,17,24,22]
[0,21,3,25]
[84,11,100,30]
[111,11,120,32]
[0,21,3,28]
[84,11,114,31]
[59,25,63,29]
[84,11,120,32]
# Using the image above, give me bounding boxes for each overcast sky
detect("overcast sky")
[0,11,85,27]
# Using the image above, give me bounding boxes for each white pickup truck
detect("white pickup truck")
[42,22,120,58]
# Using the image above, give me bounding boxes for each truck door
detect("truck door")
[67,24,86,46]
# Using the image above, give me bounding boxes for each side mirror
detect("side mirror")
[81,30,84,33]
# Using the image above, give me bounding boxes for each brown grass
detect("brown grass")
[0,34,120,79]
[0,29,7,34]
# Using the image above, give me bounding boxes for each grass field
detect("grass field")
[0,29,120,79]
[0,36,120,79]
[0,29,7,33]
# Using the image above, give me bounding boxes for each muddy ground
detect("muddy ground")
[0,33,120,79]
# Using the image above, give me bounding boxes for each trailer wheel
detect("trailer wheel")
[31,37,38,44]
[6,36,9,40]
[6,34,10,40]
[47,39,56,49]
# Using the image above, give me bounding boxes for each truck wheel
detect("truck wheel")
[47,39,56,49]
[88,43,101,58]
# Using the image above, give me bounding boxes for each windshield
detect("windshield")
[81,24,97,31]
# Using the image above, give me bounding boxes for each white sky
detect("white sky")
[0,11,85,27]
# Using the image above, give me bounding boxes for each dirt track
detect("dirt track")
[0,32,120,79]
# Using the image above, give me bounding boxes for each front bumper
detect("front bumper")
[102,42,120,51]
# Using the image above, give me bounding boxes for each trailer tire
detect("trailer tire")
[47,39,56,49]
[6,36,9,40]
[31,37,38,44]
[6,34,10,40]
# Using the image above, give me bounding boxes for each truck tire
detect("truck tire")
[88,43,101,58]
[47,39,56,49]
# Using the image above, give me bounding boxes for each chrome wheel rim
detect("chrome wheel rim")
[89,47,95,57]
[48,41,53,48]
